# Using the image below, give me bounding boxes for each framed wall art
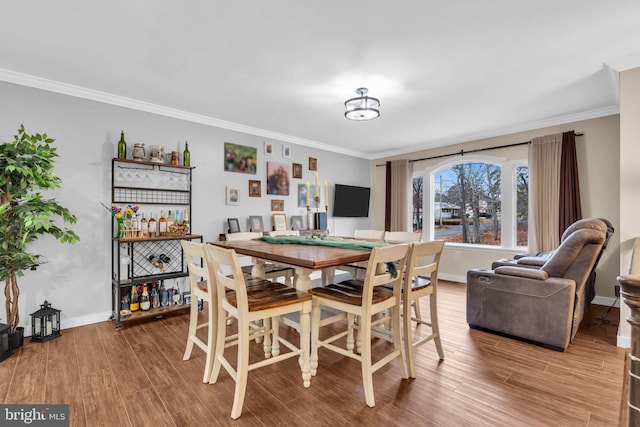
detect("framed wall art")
[226,186,240,205]
[273,213,287,231]
[271,199,284,211]
[248,180,261,197]
[283,145,291,158]
[224,142,257,174]
[292,163,302,179]
[264,141,273,155]
[309,157,317,171]
[266,161,290,195]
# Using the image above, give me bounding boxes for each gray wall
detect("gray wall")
[0,81,371,331]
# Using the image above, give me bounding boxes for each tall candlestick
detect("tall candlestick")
[315,172,319,197]
[324,180,328,208]
[306,181,310,206]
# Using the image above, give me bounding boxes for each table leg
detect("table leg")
[293,267,313,292]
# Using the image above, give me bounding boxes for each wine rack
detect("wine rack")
[110,158,201,329]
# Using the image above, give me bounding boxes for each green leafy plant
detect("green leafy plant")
[0,125,79,333]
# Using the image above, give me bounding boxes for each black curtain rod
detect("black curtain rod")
[375,132,583,167]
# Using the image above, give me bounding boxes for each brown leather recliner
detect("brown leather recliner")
[466,218,609,351]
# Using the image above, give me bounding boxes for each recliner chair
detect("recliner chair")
[466,218,609,350]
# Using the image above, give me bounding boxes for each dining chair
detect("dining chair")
[310,243,410,407]
[383,231,423,243]
[402,240,445,378]
[225,231,295,285]
[181,240,216,383]
[205,244,312,419]
[342,229,386,279]
[354,229,385,240]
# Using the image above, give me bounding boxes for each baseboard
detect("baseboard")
[592,295,620,308]
[440,273,467,284]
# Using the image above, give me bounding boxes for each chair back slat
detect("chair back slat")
[406,240,444,280]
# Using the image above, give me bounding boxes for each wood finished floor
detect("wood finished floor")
[0,281,626,426]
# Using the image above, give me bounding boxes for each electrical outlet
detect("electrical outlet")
[615,284,620,298]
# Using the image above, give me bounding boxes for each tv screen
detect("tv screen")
[333,184,371,217]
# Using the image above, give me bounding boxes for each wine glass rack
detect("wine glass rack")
[110,158,201,329]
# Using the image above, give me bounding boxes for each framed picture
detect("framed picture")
[271,199,284,211]
[292,163,302,179]
[224,142,257,174]
[226,186,240,205]
[264,141,273,155]
[309,157,317,171]
[283,145,291,158]
[249,215,264,232]
[227,218,241,233]
[266,161,290,195]
[298,183,320,208]
[273,213,287,231]
[291,215,304,231]
[248,180,261,197]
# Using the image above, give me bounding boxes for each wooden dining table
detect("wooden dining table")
[210,238,373,291]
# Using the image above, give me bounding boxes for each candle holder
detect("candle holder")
[306,204,312,230]
[30,300,61,343]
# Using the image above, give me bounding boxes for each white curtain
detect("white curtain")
[390,159,410,231]
[528,133,562,253]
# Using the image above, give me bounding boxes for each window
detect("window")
[414,156,528,249]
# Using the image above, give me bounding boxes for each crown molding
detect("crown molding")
[0,68,369,159]
[370,105,620,160]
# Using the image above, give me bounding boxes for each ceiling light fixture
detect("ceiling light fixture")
[344,87,380,121]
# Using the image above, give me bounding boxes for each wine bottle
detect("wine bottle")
[166,210,174,235]
[183,209,190,234]
[183,141,190,167]
[129,285,139,312]
[140,213,149,237]
[148,254,165,271]
[159,210,167,237]
[140,285,151,311]
[148,213,157,237]
[117,130,126,159]
[159,253,171,265]
[150,282,160,309]
[172,283,181,305]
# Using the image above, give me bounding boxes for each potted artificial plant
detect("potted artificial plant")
[0,125,79,347]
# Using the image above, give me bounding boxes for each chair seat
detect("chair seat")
[309,279,394,305]
[226,281,311,312]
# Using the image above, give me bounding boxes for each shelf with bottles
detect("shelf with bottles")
[118,281,194,325]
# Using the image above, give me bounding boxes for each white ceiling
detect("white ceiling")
[1,1,639,159]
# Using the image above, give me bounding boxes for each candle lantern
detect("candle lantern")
[30,301,61,343]
[0,323,11,361]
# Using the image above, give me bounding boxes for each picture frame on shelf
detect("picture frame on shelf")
[225,186,240,205]
[290,215,304,231]
[248,180,261,197]
[249,215,264,232]
[273,213,287,231]
[292,163,302,179]
[309,157,317,171]
[264,141,273,155]
[283,145,291,158]
[227,218,241,233]
[271,199,284,211]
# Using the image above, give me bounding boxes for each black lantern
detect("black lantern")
[30,301,61,342]
[0,323,11,361]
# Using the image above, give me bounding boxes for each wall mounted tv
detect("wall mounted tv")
[333,184,371,217]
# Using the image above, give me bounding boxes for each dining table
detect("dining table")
[209,236,378,291]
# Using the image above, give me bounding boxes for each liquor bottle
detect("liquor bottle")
[150,282,160,309]
[140,213,149,237]
[159,253,171,265]
[183,209,190,234]
[160,282,170,306]
[148,213,157,237]
[140,285,151,311]
[166,210,174,235]
[158,210,167,236]
[129,285,139,312]
[172,283,181,305]
[174,209,181,224]
[117,130,126,159]
[183,141,190,167]
[148,254,165,271]
[132,214,140,237]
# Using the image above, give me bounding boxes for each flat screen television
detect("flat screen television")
[333,184,371,217]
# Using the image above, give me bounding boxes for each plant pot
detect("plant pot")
[9,326,24,350]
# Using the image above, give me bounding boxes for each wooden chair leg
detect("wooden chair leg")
[392,305,408,379]
[203,300,216,383]
[360,315,375,407]
[299,307,311,388]
[209,307,227,384]
[183,296,198,361]
[231,321,250,420]
[346,313,356,352]
[271,316,281,357]
[412,300,422,321]
[263,317,272,358]
[310,300,321,376]
[430,294,444,360]
[404,296,416,378]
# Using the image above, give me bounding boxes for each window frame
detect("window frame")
[416,154,528,250]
